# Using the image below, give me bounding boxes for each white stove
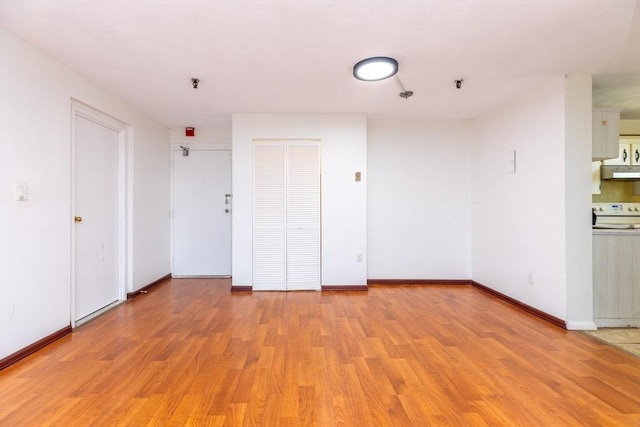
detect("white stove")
[592,203,640,229]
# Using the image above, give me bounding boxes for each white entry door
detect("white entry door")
[74,115,121,321]
[172,149,232,276]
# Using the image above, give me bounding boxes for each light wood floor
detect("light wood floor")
[1,279,638,426]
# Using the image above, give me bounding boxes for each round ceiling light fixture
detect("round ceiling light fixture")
[353,56,398,81]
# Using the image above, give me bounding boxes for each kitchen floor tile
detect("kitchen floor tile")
[583,328,640,357]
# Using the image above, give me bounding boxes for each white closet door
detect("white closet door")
[74,115,120,321]
[253,145,287,290]
[287,145,320,290]
[253,142,320,291]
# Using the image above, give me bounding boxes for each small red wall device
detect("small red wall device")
[185,127,195,137]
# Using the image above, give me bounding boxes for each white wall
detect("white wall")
[620,120,640,135]
[169,126,231,148]
[470,77,569,320]
[367,119,471,279]
[0,28,170,359]
[563,74,594,329]
[231,114,367,287]
[131,123,172,288]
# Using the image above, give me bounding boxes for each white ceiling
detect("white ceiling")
[1,0,639,128]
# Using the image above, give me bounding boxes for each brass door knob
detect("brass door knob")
[74,216,83,223]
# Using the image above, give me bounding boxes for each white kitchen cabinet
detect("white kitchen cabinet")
[602,140,640,166]
[593,232,640,327]
[592,108,622,161]
[630,141,640,166]
[591,161,601,194]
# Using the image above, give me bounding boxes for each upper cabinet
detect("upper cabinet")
[633,143,640,166]
[603,139,640,166]
[592,108,623,160]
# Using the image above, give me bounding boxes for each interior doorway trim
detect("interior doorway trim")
[70,99,132,327]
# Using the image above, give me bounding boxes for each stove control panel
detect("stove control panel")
[592,203,640,216]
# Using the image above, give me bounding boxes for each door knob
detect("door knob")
[74,216,83,223]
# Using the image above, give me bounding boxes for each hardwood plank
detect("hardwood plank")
[0,325,72,370]
[0,279,638,426]
[126,273,171,299]
[471,280,567,328]
[368,279,470,285]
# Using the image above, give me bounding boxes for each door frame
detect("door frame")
[170,145,233,277]
[70,99,132,327]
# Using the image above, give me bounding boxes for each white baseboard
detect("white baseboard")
[594,319,640,328]
[74,300,124,328]
[566,321,598,330]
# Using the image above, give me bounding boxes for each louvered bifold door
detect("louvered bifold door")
[253,141,321,291]
[253,145,287,290]
[286,145,320,290]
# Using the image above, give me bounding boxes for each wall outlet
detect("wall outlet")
[356,253,363,263]
[527,272,534,285]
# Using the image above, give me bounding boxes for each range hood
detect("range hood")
[600,165,640,180]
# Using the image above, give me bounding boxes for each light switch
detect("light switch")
[506,150,516,174]
[15,183,28,201]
